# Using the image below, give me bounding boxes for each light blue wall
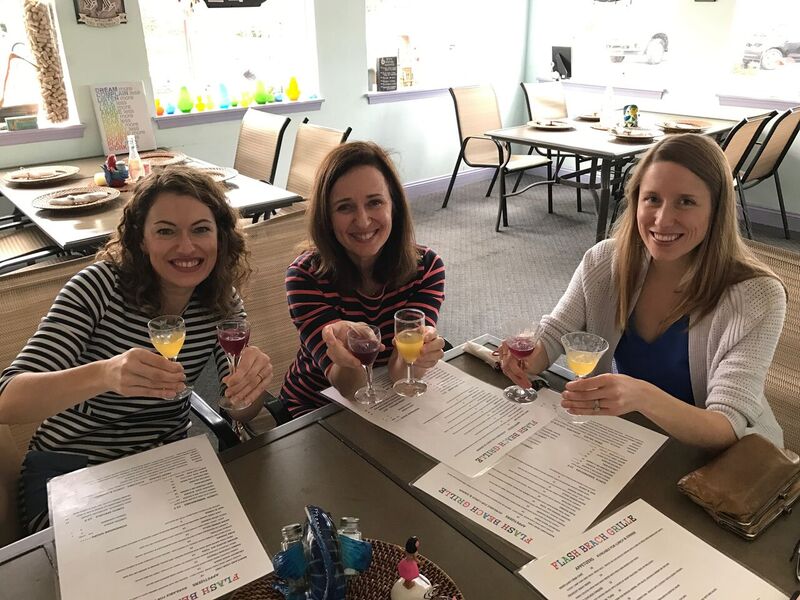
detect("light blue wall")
[1,0,532,190]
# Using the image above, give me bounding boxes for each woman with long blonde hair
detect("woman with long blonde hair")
[501,134,785,450]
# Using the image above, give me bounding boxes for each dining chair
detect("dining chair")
[744,240,800,453]
[442,85,552,232]
[736,107,800,240]
[520,81,598,213]
[239,208,308,431]
[0,423,21,547]
[720,111,777,239]
[233,108,291,185]
[0,256,242,452]
[0,221,61,275]
[285,118,352,202]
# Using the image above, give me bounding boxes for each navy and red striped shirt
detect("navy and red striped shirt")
[279,247,445,416]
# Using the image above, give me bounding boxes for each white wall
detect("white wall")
[1,0,531,189]
[526,0,800,218]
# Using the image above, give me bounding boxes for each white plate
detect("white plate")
[196,166,239,183]
[527,120,574,131]
[3,165,81,186]
[576,113,601,122]
[32,186,120,210]
[610,126,659,142]
[656,119,711,133]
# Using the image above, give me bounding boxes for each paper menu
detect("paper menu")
[519,499,787,599]
[322,360,555,477]
[49,435,272,600]
[414,391,667,557]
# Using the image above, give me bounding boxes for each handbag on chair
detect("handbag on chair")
[677,433,800,539]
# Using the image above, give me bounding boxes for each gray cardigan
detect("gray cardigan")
[539,240,786,447]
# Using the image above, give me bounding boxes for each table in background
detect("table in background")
[486,111,739,242]
[0,156,301,252]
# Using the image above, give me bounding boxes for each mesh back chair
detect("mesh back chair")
[521,81,599,213]
[0,257,243,453]
[442,85,553,232]
[0,423,21,546]
[240,208,308,429]
[744,240,800,452]
[285,118,352,202]
[737,107,800,241]
[0,222,61,275]
[233,108,291,184]
[721,111,777,239]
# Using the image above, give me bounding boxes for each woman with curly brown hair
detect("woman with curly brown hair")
[0,166,272,533]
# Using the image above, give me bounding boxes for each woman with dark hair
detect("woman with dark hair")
[280,141,446,417]
[0,166,273,533]
[501,133,785,450]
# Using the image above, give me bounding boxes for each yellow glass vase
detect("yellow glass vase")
[286,77,301,101]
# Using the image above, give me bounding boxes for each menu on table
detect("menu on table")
[519,499,787,599]
[322,360,554,477]
[415,388,667,557]
[49,435,272,600]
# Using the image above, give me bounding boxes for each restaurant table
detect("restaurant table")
[0,155,302,252]
[485,111,739,243]
[2,336,798,599]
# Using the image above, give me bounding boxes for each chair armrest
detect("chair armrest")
[188,391,240,450]
[462,135,511,168]
[262,391,292,426]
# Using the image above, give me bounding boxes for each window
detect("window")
[0,0,76,125]
[531,0,799,103]
[139,0,319,112]
[365,0,525,91]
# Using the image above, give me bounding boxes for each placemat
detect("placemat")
[231,539,463,600]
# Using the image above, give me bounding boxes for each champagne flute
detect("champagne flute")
[392,308,427,397]
[147,315,191,400]
[559,332,609,424]
[503,322,541,403]
[216,318,253,440]
[346,323,387,405]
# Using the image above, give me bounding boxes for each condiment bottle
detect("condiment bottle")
[127,134,142,181]
[279,523,308,598]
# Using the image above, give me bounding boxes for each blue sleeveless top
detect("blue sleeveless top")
[614,313,695,405]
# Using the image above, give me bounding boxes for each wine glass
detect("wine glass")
[346,323,386,405]
[559,332,609,424]
[147,315,191,400]
[392,308,427,397]
[216,319,254,440]
[502,322,541,403]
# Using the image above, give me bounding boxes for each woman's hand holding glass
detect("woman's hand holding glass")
[103,348,186,398]
[411,326,445,370]
[221,345,273,411]
[323,321,386,370]
[561,373,646,417]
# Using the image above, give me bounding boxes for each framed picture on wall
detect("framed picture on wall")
[73,0,127,27]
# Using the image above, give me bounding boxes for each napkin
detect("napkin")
[49,191,107,206]
[463,341,501,371]
[11,169,61,180]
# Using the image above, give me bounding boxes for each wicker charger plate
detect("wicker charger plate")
[140,150,188,167]
[3,165,81,186]
[196,166,239,183]
[32,185,120,210]
[231,539,463,600]
[656,118,711,134]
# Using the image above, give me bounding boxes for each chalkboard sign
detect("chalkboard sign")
[376,56,398,92]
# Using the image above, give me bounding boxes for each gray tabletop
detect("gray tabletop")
[321,339,800,596]
[485,110,738,159]
[0,156,301,251]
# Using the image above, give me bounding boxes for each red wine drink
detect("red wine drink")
[350,338,380,365]
[218,329,250,357]
[507,336,535,359]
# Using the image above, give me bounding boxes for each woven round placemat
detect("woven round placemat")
[231,539,463,600]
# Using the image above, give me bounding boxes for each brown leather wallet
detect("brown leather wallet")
[677,433,800,539]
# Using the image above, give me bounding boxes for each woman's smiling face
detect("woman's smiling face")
[141,192,218,295]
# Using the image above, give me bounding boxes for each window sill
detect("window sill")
[716,94,799,111]
[365,87,449,104]
[536,78,667,100]
[0,123,86,146]
[153,98,325,129]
